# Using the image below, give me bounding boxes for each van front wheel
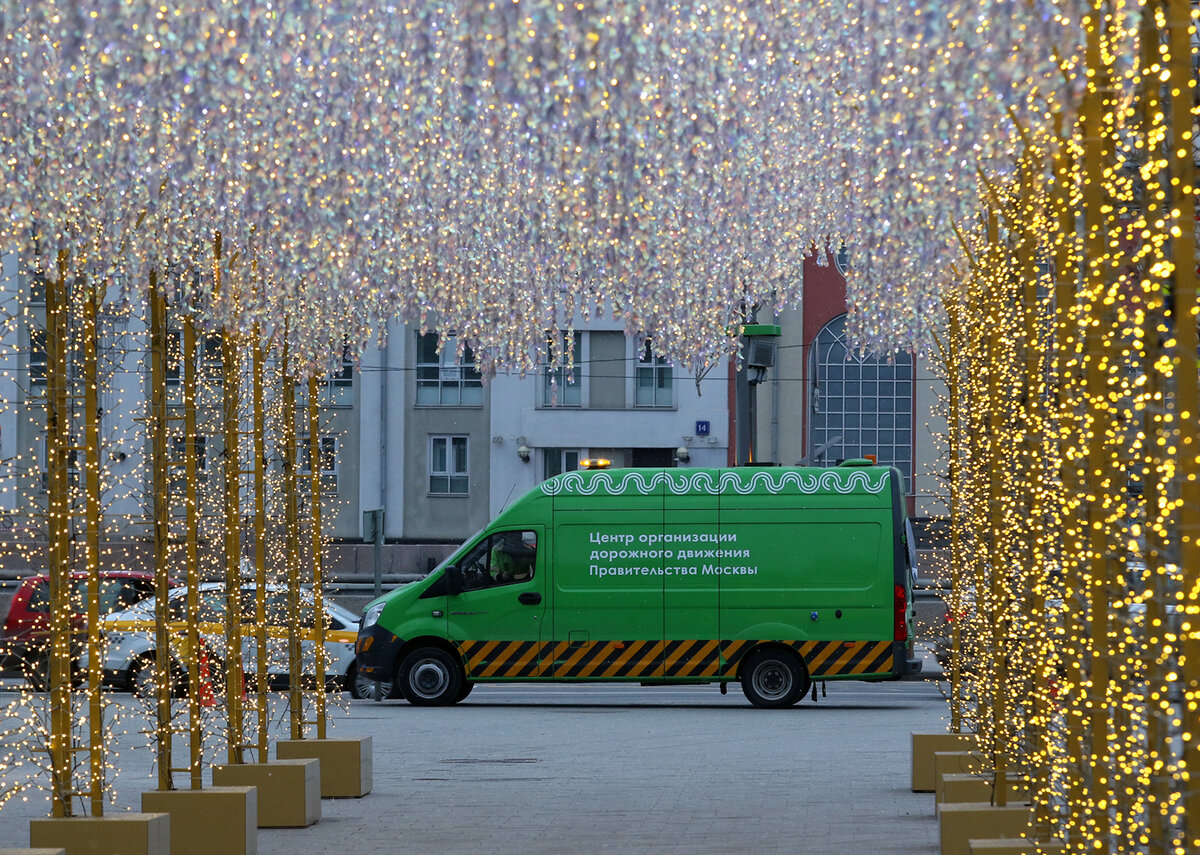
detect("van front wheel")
[740,649,808,708]
[399,647,463,706]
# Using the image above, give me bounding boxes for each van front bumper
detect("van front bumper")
[355,625,403,682]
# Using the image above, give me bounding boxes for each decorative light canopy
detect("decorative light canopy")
[0,0,1084,370]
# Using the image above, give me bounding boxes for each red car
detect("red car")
[1,570,158,690]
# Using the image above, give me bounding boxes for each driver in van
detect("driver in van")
[492,531,535,583]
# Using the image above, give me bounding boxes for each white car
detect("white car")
[95,582,393,700]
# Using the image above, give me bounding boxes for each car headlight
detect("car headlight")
[361,602,385,629]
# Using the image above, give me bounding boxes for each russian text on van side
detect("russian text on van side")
[589,532,739,545]
[589,565,758,577]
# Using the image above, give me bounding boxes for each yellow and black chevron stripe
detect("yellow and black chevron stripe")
[796,639,895,678]
[455,638,896,681]
[716,639,893,679]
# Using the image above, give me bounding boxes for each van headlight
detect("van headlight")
[361,602,385,629]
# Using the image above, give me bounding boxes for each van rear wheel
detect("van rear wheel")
[740,649,808,708]
[399,647,463,706]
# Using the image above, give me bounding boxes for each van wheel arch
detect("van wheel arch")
[393,637,463,675]
[738,644,811,708]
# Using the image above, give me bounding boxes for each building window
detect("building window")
[542,448,580,480]
[635,341,673,408]
[416,333,483,406]
[429,435,469,495]
[165,330,222,383]
[543,331,582,407]
[28,274,46,305]
[299,435,339,477]
[810,314,914,491]
[170,435,208,482]
[330,343,354,387]
[36,434,79,492]
[29,328,47,385]
[165,328,182,385]
[200,333,223,379]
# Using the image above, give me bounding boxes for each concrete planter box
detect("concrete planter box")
[969,840,1064,855]
[276,736,372,798]
[212,760,320,828]
[29,814,169,855]
[938,773,1031,814]
[933,751,986,803]
[141,786,257,855]
[939,802,1032,855]
[912,732,977,792]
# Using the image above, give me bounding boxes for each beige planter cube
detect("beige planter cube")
[939,802,1033,855]
[939,773,1032,813]
[29,814,169,855]
[276,736,373,798]
[912,732,977,792]
[933,752,987,803]
[212,760,320,828]
[969,840,1064,855]
[141,787,257,855]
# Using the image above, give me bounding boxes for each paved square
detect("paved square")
[0,669,949,855]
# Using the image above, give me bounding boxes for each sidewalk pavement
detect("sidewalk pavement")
[0,645,950,855]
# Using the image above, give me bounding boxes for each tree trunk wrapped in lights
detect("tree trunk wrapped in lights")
[147,272,173,793]
[935,7,1199,851]
[307,375,328,741]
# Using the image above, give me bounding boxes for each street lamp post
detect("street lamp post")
[734,323,780,466]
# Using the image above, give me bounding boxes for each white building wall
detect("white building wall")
[357,319,407,540]
[102,296,152,529]
[487,319,730,519]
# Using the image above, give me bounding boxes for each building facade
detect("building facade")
[750,253,944,519]
[0,250,948,579]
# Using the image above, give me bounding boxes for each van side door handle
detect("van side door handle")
[518,592,542,605]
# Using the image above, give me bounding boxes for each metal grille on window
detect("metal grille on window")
[810,314,913,492]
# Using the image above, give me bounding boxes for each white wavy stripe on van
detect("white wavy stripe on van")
[539,468,890,497]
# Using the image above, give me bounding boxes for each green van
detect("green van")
[355,463,917,708]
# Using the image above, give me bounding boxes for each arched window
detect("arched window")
[809,314,913,492]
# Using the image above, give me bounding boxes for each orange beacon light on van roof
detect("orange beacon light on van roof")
[579,458,612,470]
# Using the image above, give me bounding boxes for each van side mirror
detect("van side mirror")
[445,566,464,596]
